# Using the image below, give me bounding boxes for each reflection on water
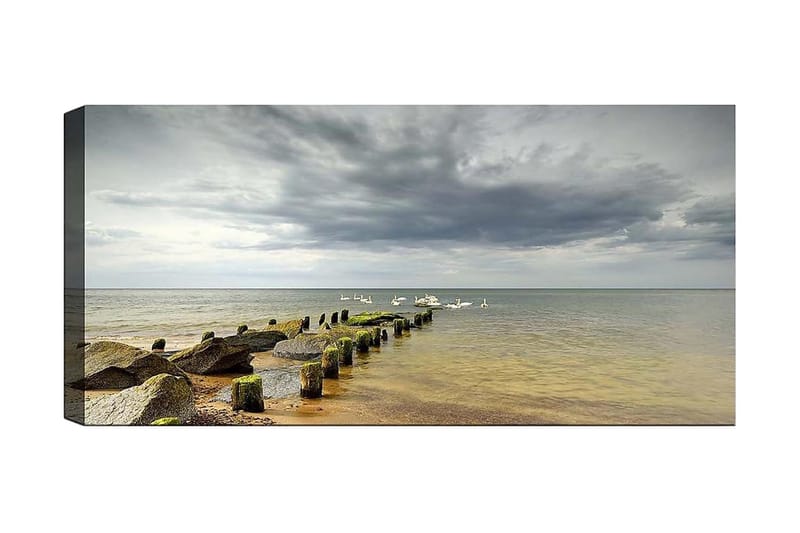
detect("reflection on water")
[85,289,735,424]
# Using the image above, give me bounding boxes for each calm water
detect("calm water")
[78,289,735,424]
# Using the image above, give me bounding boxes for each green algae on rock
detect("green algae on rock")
[231,374,265,412]
[322,345,340,378]
[300,361,323,398]
[85,373,195,425]
[337,337,353,365]
[151,417,181,425]
[345,311,402,326]
[266,319,304,339]
[355,330,371,352]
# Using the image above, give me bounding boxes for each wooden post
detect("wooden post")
[231,374,264,412]
[237,325,248,335]
[322,345,339,378]
[372,326,381,346]
[403,318,410,331]
[302,316,310,329]
[355,330,371,352]
[341,309,349,322]
[151,338,166,351]
[414,313,423,326]
[381,329,388,341]
[393,319,404,336]
[201,331,214,342]
[337,337,353,365]
[300,362,323,398]
[331,311,338,324]
[319,313,326,326]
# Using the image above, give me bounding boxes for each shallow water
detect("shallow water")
[79,289,735,424]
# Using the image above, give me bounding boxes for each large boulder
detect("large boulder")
[85,373,196,425]
[168,338,254,374]
[265,319,303,339]
[73,341,188,390]
[223,330,287,352]
[273,334,331,361]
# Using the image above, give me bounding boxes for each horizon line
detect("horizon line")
[80,286,736,290]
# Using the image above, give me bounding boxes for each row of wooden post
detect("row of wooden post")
[235,308,435,407]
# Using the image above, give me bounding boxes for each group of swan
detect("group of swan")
[340,293,372,303]
[341,292,489,309]
[443,297,474,309]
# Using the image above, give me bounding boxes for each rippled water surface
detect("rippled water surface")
[80,289,735,424]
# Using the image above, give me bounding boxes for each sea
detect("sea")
[78,288,735,424]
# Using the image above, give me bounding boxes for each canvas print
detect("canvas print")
[64,105,735,425]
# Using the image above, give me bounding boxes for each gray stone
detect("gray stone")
[214,366,303,402]
[74,341,188,390]
[168,338,254,374]
[223,330,287,352]
[85,373,196,425]
[273,335,329,361]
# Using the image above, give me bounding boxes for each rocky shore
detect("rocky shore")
[68,309,428,425]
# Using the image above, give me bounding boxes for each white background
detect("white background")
[1,1,798,532]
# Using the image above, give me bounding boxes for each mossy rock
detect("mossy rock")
[151,338,166,350]
[345,311,403,327]
[231,374,264,412]
[300,361,323,398]
[201,331,215,342]
[355,330,371,352]
[337,337,353,365]
[151,417,180,425]
[237,324,248,335]
[321,345,340,378]
[266,319,304,339]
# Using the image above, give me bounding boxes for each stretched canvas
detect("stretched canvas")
[64,105,735,425]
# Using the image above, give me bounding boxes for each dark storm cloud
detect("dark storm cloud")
[90,106,735,259]
[684,194,736,226]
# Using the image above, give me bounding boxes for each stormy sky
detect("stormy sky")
[84,105,734,288]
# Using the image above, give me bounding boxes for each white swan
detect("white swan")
[480,298,488,309]
[340,294,351,301]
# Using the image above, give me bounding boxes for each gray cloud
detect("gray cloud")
[85,224,142,246]
[85,105,735,287]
